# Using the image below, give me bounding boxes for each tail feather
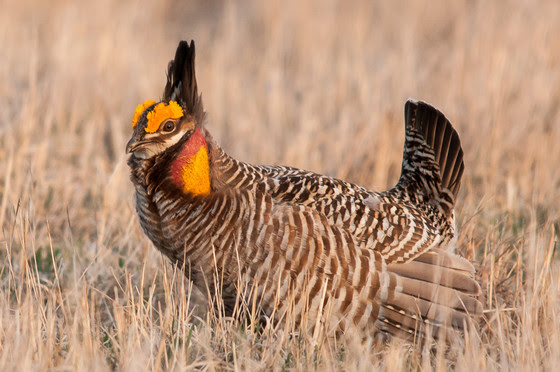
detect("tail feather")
[395,274,481,314]
[377,249,481,340]
[377,306,437,338]
[376,316,420,340]
[388,261,479,295]
[413,248,476,275]
[398,100,464,217]
[378,295,470,333]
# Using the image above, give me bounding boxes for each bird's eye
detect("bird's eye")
[162,121,175,132]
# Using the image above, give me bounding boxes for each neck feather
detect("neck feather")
[170,128,210,196]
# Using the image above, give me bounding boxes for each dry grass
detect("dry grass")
[1,0,559,370]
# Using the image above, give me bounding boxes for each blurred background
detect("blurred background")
[1,0,559,368]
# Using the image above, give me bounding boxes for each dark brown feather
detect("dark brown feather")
[400,100,465,217]
[163,40,205,123]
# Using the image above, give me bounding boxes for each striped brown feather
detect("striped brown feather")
[127,40,481,342]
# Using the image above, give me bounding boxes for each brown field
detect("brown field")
[1,0,559,370]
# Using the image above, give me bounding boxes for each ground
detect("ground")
[1,0,559,370]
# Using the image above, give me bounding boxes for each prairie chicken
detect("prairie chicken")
[126,40,481,340]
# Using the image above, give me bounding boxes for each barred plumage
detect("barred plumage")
[126,40,481,340]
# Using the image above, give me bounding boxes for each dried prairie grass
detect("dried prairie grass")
[1,0,559,370]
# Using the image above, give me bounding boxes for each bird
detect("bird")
[126,40,481,341]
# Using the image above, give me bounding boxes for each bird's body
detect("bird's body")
[127,41,481,340]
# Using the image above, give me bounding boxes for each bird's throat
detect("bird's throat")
[170,129,210,196]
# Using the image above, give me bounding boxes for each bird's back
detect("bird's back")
[209,100,464,264]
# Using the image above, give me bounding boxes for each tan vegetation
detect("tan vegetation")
[1,0,559,370]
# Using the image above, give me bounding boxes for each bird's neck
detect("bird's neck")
[169,128,211,196]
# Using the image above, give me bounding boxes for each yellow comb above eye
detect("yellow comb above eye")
[132,100,156,128]
[145,101,184,133]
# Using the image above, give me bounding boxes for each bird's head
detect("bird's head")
[126,40,205,160]
[127,41,210,196]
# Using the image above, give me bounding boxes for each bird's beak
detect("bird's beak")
[126,137,148,154]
